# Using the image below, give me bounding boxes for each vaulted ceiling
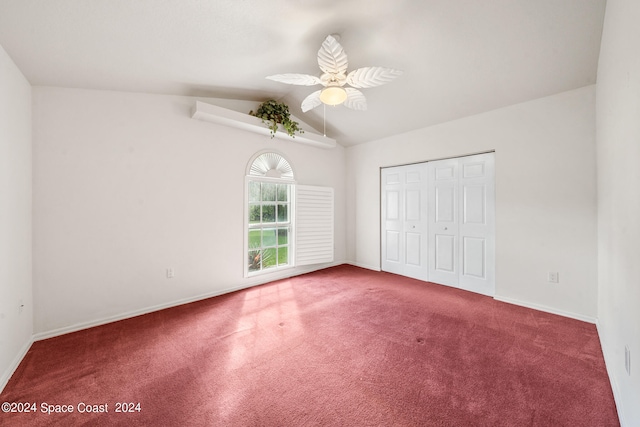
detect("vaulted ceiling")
[0,0,606,146]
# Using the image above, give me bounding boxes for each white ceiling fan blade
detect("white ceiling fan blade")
[343,88,367,111]
[317,35,348,76]
[266,74,322,86]
[301,90,322,112]
[346,67,403,88]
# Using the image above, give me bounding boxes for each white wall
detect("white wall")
[0,44,32,390]
[32,87,346,336]
[346,86,598,321]
[596,0,640,424]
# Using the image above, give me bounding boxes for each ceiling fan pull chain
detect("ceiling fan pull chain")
[323,103,326,137]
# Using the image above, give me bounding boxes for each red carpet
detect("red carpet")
[1,265,619,426]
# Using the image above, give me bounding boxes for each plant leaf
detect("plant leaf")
[252,100,302,137]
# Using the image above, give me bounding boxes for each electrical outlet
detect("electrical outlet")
[625,345,631,376]
[166,268,174,279]
[548,272,559,283]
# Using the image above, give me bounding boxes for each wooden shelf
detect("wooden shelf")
[192,101,337,149]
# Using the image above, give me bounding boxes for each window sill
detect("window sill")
[246,264,295,279]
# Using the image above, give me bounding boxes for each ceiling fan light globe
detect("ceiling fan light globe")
[319,86,347,106]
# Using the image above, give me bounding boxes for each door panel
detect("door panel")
[386,230,400,262]
[435,234,455,272]
[402,164,428,280]
[406,189,421,221]
[436,165,455,180]
[406,170,421,183]
[386,172,401,185]
[387,191,400,220]
[436,187,455,222]
[463,237,485,278]
[463,185,485,224]
[463,162,485,178]
[381,173,404,275]
[381,164,428,280]
[428,158,459,286]
[406,233,422,266]
[458,153,495,295]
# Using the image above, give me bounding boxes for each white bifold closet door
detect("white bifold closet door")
[428,153,495,295]
[426,157,459,287]
[380,163,429,281]
[382,152,495,296]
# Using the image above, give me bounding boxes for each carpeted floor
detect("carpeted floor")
[0,265,619,426]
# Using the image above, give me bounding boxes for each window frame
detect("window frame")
[244,175,296,277]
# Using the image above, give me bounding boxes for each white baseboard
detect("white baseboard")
[33,262,344,341]
[346,261,381,272]
[493,295,597,324]
[596,320,627,427]
[0,336,34,395]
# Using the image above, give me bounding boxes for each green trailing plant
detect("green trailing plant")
[250,100,304,138]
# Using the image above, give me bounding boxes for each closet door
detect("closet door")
[458,153,495,296]
[381,153,495,296]
[381,167,404,276]
[427,158,459,287]
[381,164,428,280]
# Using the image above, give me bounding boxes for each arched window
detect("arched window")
[245,152,295,276]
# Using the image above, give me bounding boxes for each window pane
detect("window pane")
[277,204,288,222]
[249,204,261,223]
[248,230,261,248]
[277,184,289,202]
[278,246,288,266]
[263,248,277,269]
[248,249,261,272]
[262,205,275,222]
[277,228,288,245]
[262,229,277,247]
[262,183,276,201]
[248,231,261,272]
[249,181,261,202]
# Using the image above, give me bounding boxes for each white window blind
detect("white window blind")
[295,185,334,266]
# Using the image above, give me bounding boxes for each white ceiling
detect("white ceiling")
[0,0,606,146]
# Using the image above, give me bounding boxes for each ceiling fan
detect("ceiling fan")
[266,35,403,112]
